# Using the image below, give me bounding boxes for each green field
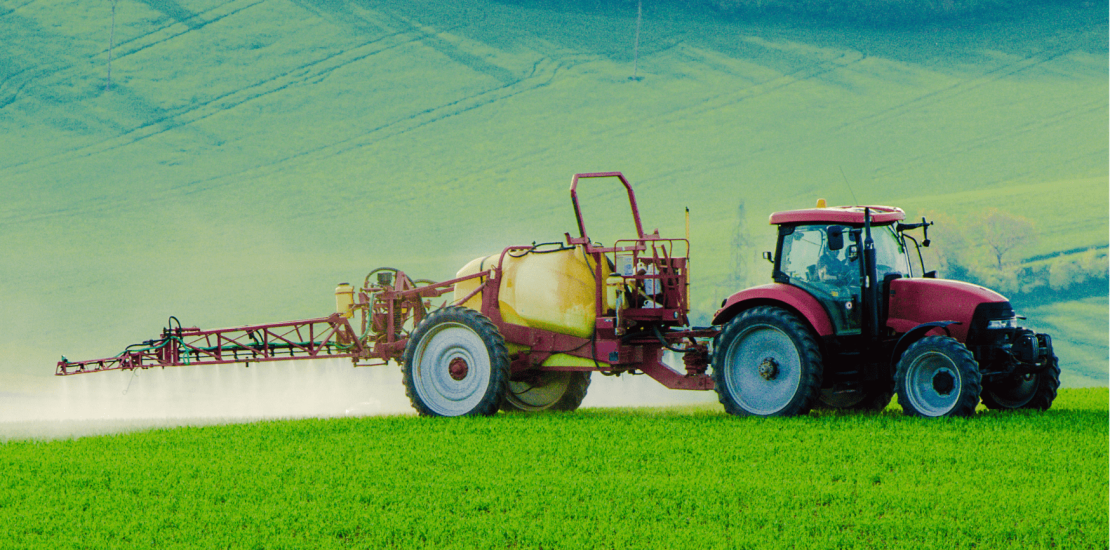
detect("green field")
[1,1,1106,396]
[1,388,1105,549]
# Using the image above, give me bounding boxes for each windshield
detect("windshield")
[873,225,913,278]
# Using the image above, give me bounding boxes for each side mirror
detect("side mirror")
[762,251,773,263]
[847,244,859,261]
[827,226,844,251]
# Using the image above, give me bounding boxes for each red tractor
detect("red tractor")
[711,201,1060,417]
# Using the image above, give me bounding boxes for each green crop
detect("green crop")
[1,388,1105,549]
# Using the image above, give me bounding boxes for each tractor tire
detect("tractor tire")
[818,383,894,412]
[501,371,591,412]
[712,306,823,417]
[980,356,1060,411]
[403,306,508,417]
[894,336,981,418]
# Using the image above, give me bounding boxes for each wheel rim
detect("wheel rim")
[505,371,573,411]
[905,351,963,416]
[411,322,492,416]
[723,324,803,415]
[986,373,1038,408]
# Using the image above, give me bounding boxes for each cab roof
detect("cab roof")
[769,205,905,225]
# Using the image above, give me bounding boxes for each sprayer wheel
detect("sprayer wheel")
[402,306,508,417]
[501,371,591,412]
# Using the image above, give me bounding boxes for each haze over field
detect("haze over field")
[1,0,1106,432]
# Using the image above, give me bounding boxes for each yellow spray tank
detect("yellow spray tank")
[453,245,613,341]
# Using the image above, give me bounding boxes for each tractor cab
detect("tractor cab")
[769,204,910,336]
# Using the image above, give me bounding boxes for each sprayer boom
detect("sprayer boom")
[56,268,479,376]
[56,315,365,376]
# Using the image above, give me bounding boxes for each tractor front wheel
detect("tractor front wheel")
[403,306,509,417]
[981,356,1060,411]
[712,306,823,417]
[895,336,981,418]
[501,371,591,412]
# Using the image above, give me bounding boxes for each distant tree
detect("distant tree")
[974,208,1037,269]
[918,210,968,278]
[1049,248,1108,291]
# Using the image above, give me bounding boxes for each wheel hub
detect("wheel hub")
[758,357,779,381]
[448,357,469,381]
[932,368,955,396]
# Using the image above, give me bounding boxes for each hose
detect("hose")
[508,242,573,257]
[651,324,699,354]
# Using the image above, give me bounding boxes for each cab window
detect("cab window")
[780,225,862,335]
[873,225,913,278]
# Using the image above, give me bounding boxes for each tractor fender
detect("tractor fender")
[890,321,961,366]
[712,283,835,337]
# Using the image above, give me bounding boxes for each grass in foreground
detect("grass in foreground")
[0,388,1105,549]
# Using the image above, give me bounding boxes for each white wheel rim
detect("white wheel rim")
[723,324,802,415]
[906,351,962,416]
[411,322,491,416]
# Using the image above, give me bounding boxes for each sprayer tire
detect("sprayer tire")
[894,336,981,418]
[980,355,1060,411]
[501,371,591,412]
[402,306,508,417]
[712,306,823,417]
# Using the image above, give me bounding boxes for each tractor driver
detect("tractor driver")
[816,226,855,284]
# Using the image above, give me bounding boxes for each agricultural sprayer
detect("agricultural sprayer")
[57,172,1059,417]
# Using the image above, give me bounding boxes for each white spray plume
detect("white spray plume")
[0,353,718,441]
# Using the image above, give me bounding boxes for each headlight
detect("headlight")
[987,317,1018,330]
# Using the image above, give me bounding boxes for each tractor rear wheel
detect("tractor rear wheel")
[894,336,981,418]
[403,306,509,417]
[712,306,823,417]
[980,356,1060,411]
[501,371,591,412]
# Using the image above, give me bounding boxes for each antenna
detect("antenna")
[838,165,859,205]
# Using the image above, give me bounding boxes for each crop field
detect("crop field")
[0,387,1106,549]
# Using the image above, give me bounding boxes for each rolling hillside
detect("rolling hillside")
[1,0,1106,408]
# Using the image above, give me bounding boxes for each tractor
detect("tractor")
[710,201,1060,417]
